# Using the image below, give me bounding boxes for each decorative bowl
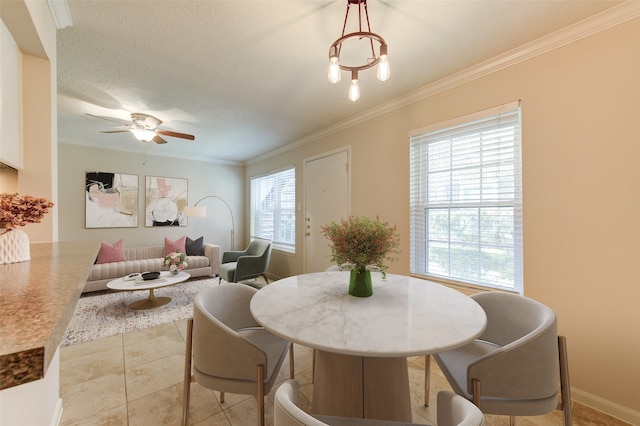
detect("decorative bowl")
[141,271,161,281]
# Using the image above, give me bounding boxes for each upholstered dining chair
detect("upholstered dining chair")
[182,283,294,426]
[274,380,483,426]
[437,390,485,426]
[219,238,272,284]
[428,291,572,426]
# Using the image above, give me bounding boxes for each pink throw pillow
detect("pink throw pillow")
[164,236,186,255]
[96,239,126,264]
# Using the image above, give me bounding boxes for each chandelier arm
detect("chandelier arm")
[329,32,386,71]
[368,36,376,61]
[339,1,350,58]
[363,1,376,59]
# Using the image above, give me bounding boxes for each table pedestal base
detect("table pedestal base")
[129,288,171,310]
[312,350,412,422]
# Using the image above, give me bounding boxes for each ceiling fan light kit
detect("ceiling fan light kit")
[88,112,195,144]
[130,128,156,142]
[328,0,390,102]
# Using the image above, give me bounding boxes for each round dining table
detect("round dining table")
[250,271,487,422]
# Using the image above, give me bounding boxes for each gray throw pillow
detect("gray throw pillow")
[185,236,204,256]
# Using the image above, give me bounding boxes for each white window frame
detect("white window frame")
[250,167,296,253]
[409,101,523,293]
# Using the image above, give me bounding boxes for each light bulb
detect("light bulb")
[131,128,156,142]
[328,57,341,83]
[377,55,390,81]
[348,71,360,102]
[377,44,390,81]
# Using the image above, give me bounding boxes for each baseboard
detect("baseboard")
[572,387,639,425]
[265,272,281,283]
[51,398,63,426]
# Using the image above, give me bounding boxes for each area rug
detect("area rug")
[61,278,219,347]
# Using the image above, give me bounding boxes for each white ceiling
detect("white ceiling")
[56,0,624,164]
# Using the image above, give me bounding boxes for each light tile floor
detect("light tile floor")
[59,319,627,426]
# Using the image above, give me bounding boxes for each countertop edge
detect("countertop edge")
[0,240,100,390]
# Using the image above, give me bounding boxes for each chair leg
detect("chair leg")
[312,349,316,384]
[558,335,573,426]
[220,391,225,403]
[424,354,431,406]
[257,364,265,426]
[510,416,516,426]
[472,378,481,407]
[182,319,194,426]
[261,273,269,284]
[289,344,295,379]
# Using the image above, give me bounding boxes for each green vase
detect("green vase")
[349,269,373,297]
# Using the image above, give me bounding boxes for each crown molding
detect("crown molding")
[247,1,640,165]
[59,139,241,166]
[47,0,72,29]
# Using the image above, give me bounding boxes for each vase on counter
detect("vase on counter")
[0,225,31,265]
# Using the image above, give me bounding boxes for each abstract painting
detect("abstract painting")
[85,172,139,228]
[145,176,188,227]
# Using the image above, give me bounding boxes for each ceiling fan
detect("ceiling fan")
[86,112,195,144]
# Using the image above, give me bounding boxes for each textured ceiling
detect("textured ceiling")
[57,0,624,164]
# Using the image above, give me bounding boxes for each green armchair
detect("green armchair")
[219,239,272,284]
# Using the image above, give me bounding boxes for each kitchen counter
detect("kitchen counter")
[0,240,99,390]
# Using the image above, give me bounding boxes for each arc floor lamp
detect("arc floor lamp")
[183,195,235,250]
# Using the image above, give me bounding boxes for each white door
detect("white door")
[304,149,350,273]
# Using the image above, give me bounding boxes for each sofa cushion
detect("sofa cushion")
[164,236,186,255]
[186,236,204,256]
[96,239,126,264]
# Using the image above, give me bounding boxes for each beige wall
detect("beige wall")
[246,17,640,423]
[58,143,244,252]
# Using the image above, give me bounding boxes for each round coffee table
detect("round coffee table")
[106,271,190,310]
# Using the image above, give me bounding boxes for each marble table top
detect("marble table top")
[250,271,487,357]
[106,271,190,291]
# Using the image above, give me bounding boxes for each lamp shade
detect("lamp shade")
[183,206,206,217]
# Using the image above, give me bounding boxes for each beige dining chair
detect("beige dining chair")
[219,238,272,284]
[428,291,572,426]
[182,283,294,426]
[274,379,483,426]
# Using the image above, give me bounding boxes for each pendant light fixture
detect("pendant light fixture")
[328,0,389,101]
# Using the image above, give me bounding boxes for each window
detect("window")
[250,167,296,253]
[409,101,522,293]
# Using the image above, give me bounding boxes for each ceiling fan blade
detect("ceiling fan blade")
[156,129,195,140]
[101,130,131,134]
[153,135,169,144]
[86,113,132,126]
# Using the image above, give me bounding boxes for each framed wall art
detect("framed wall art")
[85,171,139,228]
[145,176,188,227]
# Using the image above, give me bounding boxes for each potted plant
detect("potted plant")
[321,215,400,297]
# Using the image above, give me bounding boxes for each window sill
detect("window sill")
[409,273,520,296]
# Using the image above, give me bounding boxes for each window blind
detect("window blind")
[250,167,296,253]
[409,102,523,292]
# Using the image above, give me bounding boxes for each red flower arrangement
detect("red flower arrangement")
[0,193,54,232]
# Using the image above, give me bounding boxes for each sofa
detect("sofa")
[83,243,221,293]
